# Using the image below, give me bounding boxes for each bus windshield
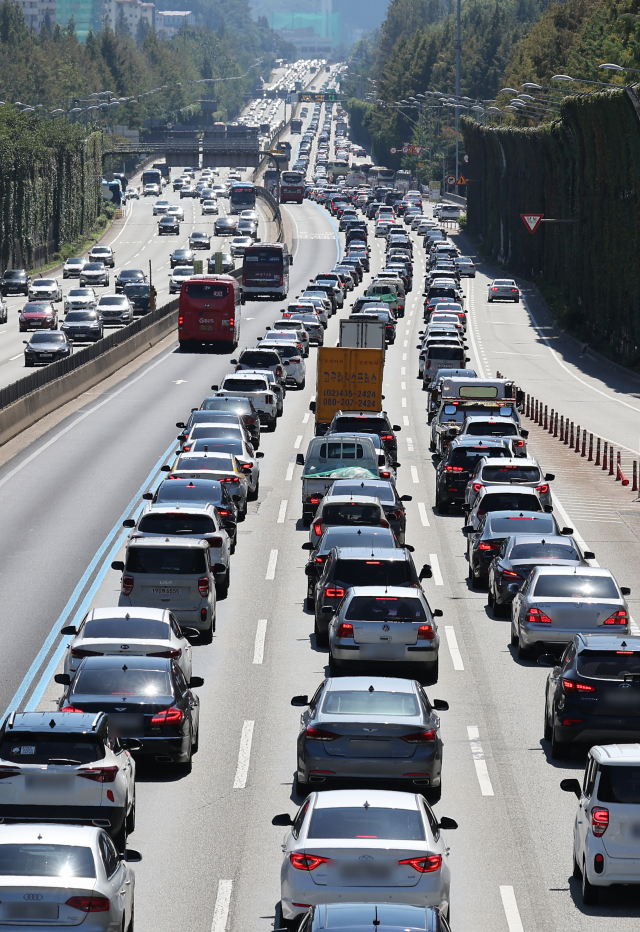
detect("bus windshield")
[230,183,256,211]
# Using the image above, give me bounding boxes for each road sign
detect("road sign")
[446,174,456,185]
[401,144,424,155]
[455,174,468,185]
[299,92,338,102]
[521,213,544,234]
[390,147,397,154]
[464,154,469,163]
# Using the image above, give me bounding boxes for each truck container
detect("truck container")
[339,320,385,351]
[311,346,384,435]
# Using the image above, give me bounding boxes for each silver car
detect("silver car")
[292,676,448,797]
[79,262,109,287]
[187,437,262,500]
[287,312,324,345]
[510,566,631,659]
[465,456,554,511]
[488,278,520,302]
[97,294,133,325]
[64,287,97,314]
[465,484,546,531]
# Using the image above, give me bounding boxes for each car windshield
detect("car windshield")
[322,691,419,716]
[345,596,426,622]
[333,418,389,435]
[577,650,640,680]
[73,667,172,697]
[125,547,207,574]
[4,271,26,279]
[509,542,578,560]
[307,807,424,840]
[175,455,233,472]
[222,378,267,392]
[65,312,97,322]
[533,575,619,598]
[33,280,55,287]
[189,426,241,440]
[138,513,215,535]
[0,845,96,877]
[330,483,394,503]
[66,260,84,266]
[99,298,127,306]
[84,264,103,270]
[155,481,223,505]
[23,304,51,313]
[482,465,540,482]
[31,333,65,343]
[119,271,143,279]
[334,559,410,586]
[428,346,464,360]
[124,285,150,297]
[597,765,640,804]
[239,351,280,367]
[0,734,105,764]
[466,421,518,436]
[69,289,92,297]
[481,493,541,512]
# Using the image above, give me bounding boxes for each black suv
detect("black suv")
[435,437,512,512]
[1,269,29,296]
[327,411,401,460]
[115,269,146,294]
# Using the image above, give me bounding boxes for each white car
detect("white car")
[0,712,136,848]
[259,339,306,389]
[62,257,86,278]
[275,789,456,922]
[488,279,520,302]
[29,278,62,302]
[0,823,139,929]
[166,205,185,222]
[64,287,97,314]
[153,199,172,215]
[202,198,218,215]
[269,320,310,356]
[211,373,278,431]
[97,294,133,325]
[169,265,194,294]
[144,182,160,196]
[188,436,263,500]
[89,246,115,268]
[62,606,193,680]
[561,744,640,904]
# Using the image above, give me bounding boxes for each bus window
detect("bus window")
[229,183,256,214]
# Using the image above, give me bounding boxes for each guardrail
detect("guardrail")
[255,186,284,242]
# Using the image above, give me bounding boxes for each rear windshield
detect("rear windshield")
[447,446,507,469]
[263,344,298,358]
[481,493,541,512]
[466,422,518,436]
[155,482,222,505]
[184,283,230,299]
[201,398,251,414]
[330,483,394,503]
[322,503,381,525]
[239,350,279,366]
[597,765,640,804]
[428,347,464,360]
[345,596,426,622]
[66,312,97,322]
[533,575,619,599]
[482,465,540,482]
[318,442,366,460]
[488,516,554,533]
[83,617,171,640]
[244,249,284,265]
[322,690,419,716]
[509,542,578,560]
[319,529,396,552]
[138,513,215,535]
[190,426,241,440]
[192,439,243,455]
[334,559,410,586]
[175,455,233,472]
[577,650,640,679]
[73,667,172,697]
[0,735,105,765]
[125,547,207,575]
[0,845,95,878]
[307,807,424,840]
[222,378,267,392]
[333,418,389,435]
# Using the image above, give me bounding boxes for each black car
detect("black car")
[196,395,261,447]
[542,633,640,758]
[434,438,512,512]
[24,330,73,366]
[158,216,180,235]
[55,656,203,770]
[147,476,238,549]
[300,902,452,932]
[325,478,411,544]
[123,282,153,314]
[61,310,103,342]
[207,252,235,274]
[327,411,401,460]
[488,533,592,616]
[1,269,29,296]
[189,231,211,250]
[115,269,146,294]
[170,248,195,269]
[465,511,562,589]
[215,217,238,235]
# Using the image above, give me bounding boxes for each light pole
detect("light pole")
[455,0,461,180]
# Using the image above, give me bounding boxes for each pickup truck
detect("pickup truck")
[296,434,383,525]
[210,373,278,432]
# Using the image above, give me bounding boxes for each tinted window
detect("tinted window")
[466,422,518,436]
[345,596,426,622]
[155,481,222,505]
[577,650,640,679]
[318,529,397,552]
[0,845,96,877]
[330,483,394,503]
[428,347,464,360]
[125,547,207,575]
[488,516,554,533]
[322,691,419,716]
[31,333,64,343]
[322,503,382,525]
[483,465,540,482]
[73,667,172,697]
[65,312,98,322]
[597,765,640,804]
[509,542,578,560]
[190,426,242,440]
[533,575,619,599]
[334,559,410,586]
[138,513,215,535]
[192,439,243,455]
[307,807,424,840]
[481,493,541,513]
[333,418,389,435]
[239,350,280,366]
[222,379,267,392]
[0,735,104,765]
[201,398,251,414]
[83,618,170,640]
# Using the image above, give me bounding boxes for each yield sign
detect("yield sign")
[521,213,543,234]
[455,174,467,185]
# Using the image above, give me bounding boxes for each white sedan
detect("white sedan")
[29,278,62,302]
[169,265,194,294]
[0,823,140,931]
[62,257,86,278]
[166,205,185,222]
[275,789,456,923]
[153,199,172,216]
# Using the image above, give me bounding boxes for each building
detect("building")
[100,0,154,32]
[155,9,194,37]
[17,0,57,31]
[275,26,334,58]
[55,0,102,41]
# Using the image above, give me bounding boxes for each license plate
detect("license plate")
[5,904,59,920]
[25,773,73,791]
[108,713,143,736]
[39,354,53,359]
[200,324,212,331]
[150,587,180,595]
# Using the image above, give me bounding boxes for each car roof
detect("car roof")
[87,607,169,621]
[590,744,640,765]
[346,585,422,599]
[333,547,409,561]
[507,534,572,546]
[313,788,420,810]
[322,495,382,505]
[324,676,417,693]
[2,711,106,734]
[127,535,209,550]
[142,504,214,516]
[0,823,103,843]
[480,457,537,467]
[531,565,614,578]
[576,634,640,652]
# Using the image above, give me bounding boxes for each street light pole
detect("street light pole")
[455,0,461,181]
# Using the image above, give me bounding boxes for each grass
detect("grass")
[29,203,118,276]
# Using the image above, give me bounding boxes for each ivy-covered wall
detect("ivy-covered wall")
[462,87,640,367]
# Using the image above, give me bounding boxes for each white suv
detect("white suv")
[561,744,640,904]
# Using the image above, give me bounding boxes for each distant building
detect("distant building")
[17,0,56,32]
[155,9,194,37]
[101,0,155,32]
[55,0,102,40]
[275,25,333,57]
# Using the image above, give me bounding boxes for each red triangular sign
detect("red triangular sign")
[414,145,423,155]
[521,213,543,233]
[455,174,467,185]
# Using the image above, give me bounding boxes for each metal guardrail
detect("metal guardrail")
[0,298,179,412]
[255,186,284,242]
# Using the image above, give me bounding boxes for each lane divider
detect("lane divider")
[253,620,268,665]
[233,720,255,789]
[467,725,494,796]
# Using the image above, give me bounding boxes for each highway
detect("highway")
[0,73,639,932]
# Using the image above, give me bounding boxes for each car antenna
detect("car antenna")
[373,907,380,929]
[368,685,374,693]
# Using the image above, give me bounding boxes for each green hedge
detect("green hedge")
[462,87,640,367]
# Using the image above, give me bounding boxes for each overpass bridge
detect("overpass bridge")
[101,126,265,168]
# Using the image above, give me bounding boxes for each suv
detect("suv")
[327,411,401,460]
[1,269,30,296]
[0,711,136,849]
[89,245,115,268]
[259,340,306,389]
[231,347,285,385]
[210,373,279,431]
[465,456,554,511]
[561,742,640,903]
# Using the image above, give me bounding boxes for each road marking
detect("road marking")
[401,381,406,390]
[445,627,464,670]
[403,416,409,426]
[550,491,599,566]
[400,367,406,376]
[265,549,278,579]
[467,725,494,796]
[418,502,430,526]
[9,354,22,360]
[402,353,407,360]
[429,554,443,585]
[277,500,288,523]
[233,721,255,789]
[303,412,310,423]
[285,463,294,481]
[211,881,233,932]
[253,619,268,664]
[499,887,524,932]
[403,340,408,347]
[410,466,419,484]
[401,398,407,408]
[294,434,303,449]
[172,380,187,384]
[406,437,414,452]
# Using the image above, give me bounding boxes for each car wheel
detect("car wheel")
[267,416,277,432]
[488,297,492,303]
[581,861,599,904]
[125,797,136,835]
[191,721,199,754]
[424,656,439,684]
[328,653,343,676]
[573,853,582,880]
[217,567,230,599]
[487,588,494,608]
[295,773,310,796]
[126,903,135,932]
[298,377,306,390]
[314,616,328,648]
[551,729,569,760]
[517,635,531,660]
[510,620,518,647]
[305,595,314,611]
[468,564,480,589]
[248,481,259,502]
[426,782,441,804]
[543,701,552,742]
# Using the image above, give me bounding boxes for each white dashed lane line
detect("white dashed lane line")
[429,554,443,586]
[233,721,255,789]
[265,549,278,580]
[467,725,495,796]
[294,434,303,449]
[417,502,430,526]
[499,887,524,932]
[410,465,419,484]
[252,619,268,665]
[445,627,464,670]
[210,880,233,932]
[403,416,409,426]
[277,500,288,523]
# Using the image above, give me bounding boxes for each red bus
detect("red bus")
[178,275,241,350]
[280,171,305,204]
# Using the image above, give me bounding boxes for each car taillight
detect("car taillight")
[70,647,104,658]
[314,522,323,537]
[445,465,464,472]
[417,624,435,640]
[178,316,183,326]
[305,726,338,741]
[60,706,84,713]
[336,622,353,637]
[513,439,525,447]
[380,433,393,440]
[473,483,484,492]
[198,576,210,597]
[151,707,185,725]
[291,357,301,363]
[122,575,134,596]
[511,288,518,292]
[501,569,521,579]
[562,679,596,692]
[309,497,321,504]
[0,766,21,779]
[526,607,552,624]
[401,730,436,743]
[66,897,111,913]
[148,648,182,659]
[535,484,549,494]
[603,610,627,625]
[327,588,346,599]
[78,766,119,783]
[478,542,494,551]
[398,855,442,873]
[240,463,252,472]
[591,808,609,837]
[290,853,329,871]
[266,394,275,404]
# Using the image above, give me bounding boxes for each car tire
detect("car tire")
[295,773,310,796]
[127,903,135,932]
[551,729,569,760]
[427,783,442,804]
[436,495,448,514]
[125,797,136,836]
[573,853,582,880]
[298,377,306,390]
[510,620,519,647]
[543,702,552,742]
[314,617,328,648]
[305,596,314,611]
[249,481,259,502]
[267,416,277,432]
[517,636,531,661]
[424,656,439,684]
[113,821,127,854]
[217,568,230,599]
[328,653,344,676]
[581,861,599,904]
[468,564,480,589]
[24,359,33,367]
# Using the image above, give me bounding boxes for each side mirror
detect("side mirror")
[419,565,433,580]
[60,625,77,636]
[400,495,412,501]
[296,453,305,466]
[462,525,474,534]
[160,465,171,472]
[256,451,265,459]
[291,695,309,707]
[561,527,573,535]
[393,462,401,469]
[309,400,316,413]
[176,422,185,429]
[537,653,558,667]
[438,817,458,830]
[321,606,334,615]
[520,429,529,438]
[545,473,555,481]
[122,519,135,528]
[432,699,449,711]
[465,357,470,362]
[230,359,237,365]
[111,560,124,571]
[189,676,205,688]
[560,778,582,799]
[621,586,631,596]
[54,673,71,685]
[142,492,154,500]
[123,849,143,862]
[583,551,595,561]
[301,542,314,551]
[507,584,519,594]
[393,425,402,432]
[433,609,443,617]
[120,738,142,752]
[211,384,219,391]
[272,813,293,826]
[266,326,271,331]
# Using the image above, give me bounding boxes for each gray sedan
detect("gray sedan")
[292,676,448,798]
[510,566,631,659]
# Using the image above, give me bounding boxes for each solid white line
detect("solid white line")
[294,434,303,449]
[445,626,464,670]
[403,416,409,426]
[277,500,288,523]
[9,354,22,361]
[285,463,294,481]
[429,553,443,586]
[233,720,255,789]
[401,398,407,408]
[410,465,419,484]
[499,886,524,932]
[467,725,494,796]
[417,502,430,526]
[211,880,233,932]
[253,619,267,664]
[265,549,278,580]
[302,412,310,424]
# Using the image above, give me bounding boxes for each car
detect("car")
[179,419,253,453]
[61,309,103,342]
[259,340,306,389]
[291,676,448,797]
[285,312,324,345]
[194,396,261,447]
[186,437,263,500]
[1,269,30,296]
[455,256,476,277]
[560,744,640,902]
[123,282,153,315]
[166,205,185,221]
[24,330,72,365]
[127,186,140,199]
[144,182,161,196]
[229,235,252,257]
[0,294,7,324]
[169,265,194,294]
[327,412,401,461]
[62,256,86,278]
[465,456,554,511]
[309,495,390,548]
[458,415,528,456]
[240,209,259,222]
[96,294,133,326]
[510,566,631,659]
[488,279,520,302]
[542,635,640,759]
[466,511,563,589]
[189,231,212,249]
[147,477,238,549]
[158,215,180,235]
[79,262,109,287]
[325,479,411,545]
[0,823,139,927]
[201,198,218,215]
[153,199,172,215]
[180,185,198,198]
[215,216,238,235]
[165,451,249,517]
[28,277,62,302]
[89,246,115,268]
[57,655,202,768]
[237,218,258,238]
[207,252,235,274]
[170,248,195,269]
[0,712,136,847]
[63,287,98,314]
[19,301,57,331]
[464,484,546,532]
[115,269,146,293]
[274,788,456,922]
[268,321,310,357]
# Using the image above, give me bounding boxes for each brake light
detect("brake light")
[66,897,111,913]
[229,318,234,327]
[617,650,635,655]
[314,522,323,537]
[366,561,382,565]
[445,465,464,472]
[401,730,436,743]
[198,576,210,597]
[399,855,442,873]
[0,766,21,779]
[309,497,321,504]
[513,439,525,447]
[78,766,118,783]
[591,808,609,837]
[473,483,483,492]
[60,706,84,713]
[178,315,183,326]
[326,587,346,599]
[380,434,393,440]
[603,610,627,625]
[478,542,493,551]
[290,853,329,871]
[501,569,521,579]
[151,707,184,725]
[305,726,338,741]
[240,463,252,472]
[336,622,353,637]
[148,648,182,659]
[71,648,104,658]
[535,484,549,494]
[122,575,133,596]
[562,679,596,692]
[511,288,518,293]
[266,394,275,404]
[526,607,552,623]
